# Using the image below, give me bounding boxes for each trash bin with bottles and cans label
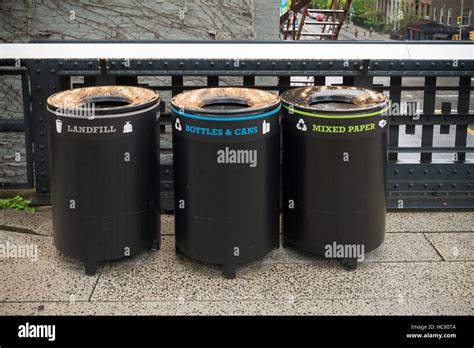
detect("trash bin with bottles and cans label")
[171,87,281,278]
[47,86,160,275]
[281,86,389,269]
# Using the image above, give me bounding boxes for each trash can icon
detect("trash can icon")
[281,86,389,269]
[123,121,133,133]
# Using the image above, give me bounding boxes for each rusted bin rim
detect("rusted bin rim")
[47,86,160,117]
[281,86,389,116]
[171,87,280,118]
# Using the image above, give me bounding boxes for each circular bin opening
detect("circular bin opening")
[201,96,250,111]
[47,86,159,116]
[308,94,357,111]
[282,86,388,114]
[171,87,280,117]
[83,95,132,109]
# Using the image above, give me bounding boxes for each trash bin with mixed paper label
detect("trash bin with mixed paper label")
[281,86,389,270]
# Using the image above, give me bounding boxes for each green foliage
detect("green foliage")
[352,0,373,15]
[0,196,35,212]
[310,0,331,9]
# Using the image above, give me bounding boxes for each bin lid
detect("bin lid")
[281,86,388,114]
[171,87,280,117]
[47,86,159,116]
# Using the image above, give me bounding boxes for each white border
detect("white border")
[1,43,472,60]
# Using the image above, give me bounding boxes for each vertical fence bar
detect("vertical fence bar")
[278,76,290,94]
[313,76,325,86]
[207,76,219,87]
[116,76,138,85]
[28,60,53,199]
[243,76,255,87]
[172,76,184,97]
[353,76,373,88]
[421,76,436,163]
[58,75,71,92]
[20,70,34,188]
[83,76,96,87]
[343,76,354,86]
[455,76,471,163]
[389,76,402,162]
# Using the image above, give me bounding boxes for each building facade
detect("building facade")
[374,0,473,30]
[431,0,473,27]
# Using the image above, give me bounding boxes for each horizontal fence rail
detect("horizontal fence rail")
[0,41,473,209]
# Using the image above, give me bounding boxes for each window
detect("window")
[462,8,472,26]
[440,7,444,24]
[433,7,437,21]
[447,8,452,26]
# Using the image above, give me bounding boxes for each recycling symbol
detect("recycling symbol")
[175,118,182,131]
[296,118,307,132]
[378,119,387,128]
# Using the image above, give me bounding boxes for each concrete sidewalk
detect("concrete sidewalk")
[0,208,472,315]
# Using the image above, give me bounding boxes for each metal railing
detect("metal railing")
[0,41,472,209]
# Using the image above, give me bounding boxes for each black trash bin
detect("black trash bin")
[171,87,281,278]
[47,86,160,275]
[281,86,389,269]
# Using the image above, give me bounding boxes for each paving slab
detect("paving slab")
[425,232,474,261]
[2,296,471,316]
[332,297,473,316]
[90,252,473,302]
[0,207,52,236]
[1,209,472,316]
[261,233,442,264]
[160,214,174,235]
[0,299,333,316]
[0,231,99,302]
[162,233,442,264]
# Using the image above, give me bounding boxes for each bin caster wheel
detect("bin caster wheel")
[150,241,160,251]
[282,238,292,249]
[175,245,184,255]
[223,264,236,279]
[84,261,97,276]
[343,258,358,271]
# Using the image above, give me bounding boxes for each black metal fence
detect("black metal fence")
[0,41,473,209]
[0,66,34,189]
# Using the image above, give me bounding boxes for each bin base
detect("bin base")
[149,240,161,251]
[175,245,239,279]
[223,264,236,280]
[283,238,364,271]
[84,260,97,276]
[175,244,184,255]
[343,258,358,271]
